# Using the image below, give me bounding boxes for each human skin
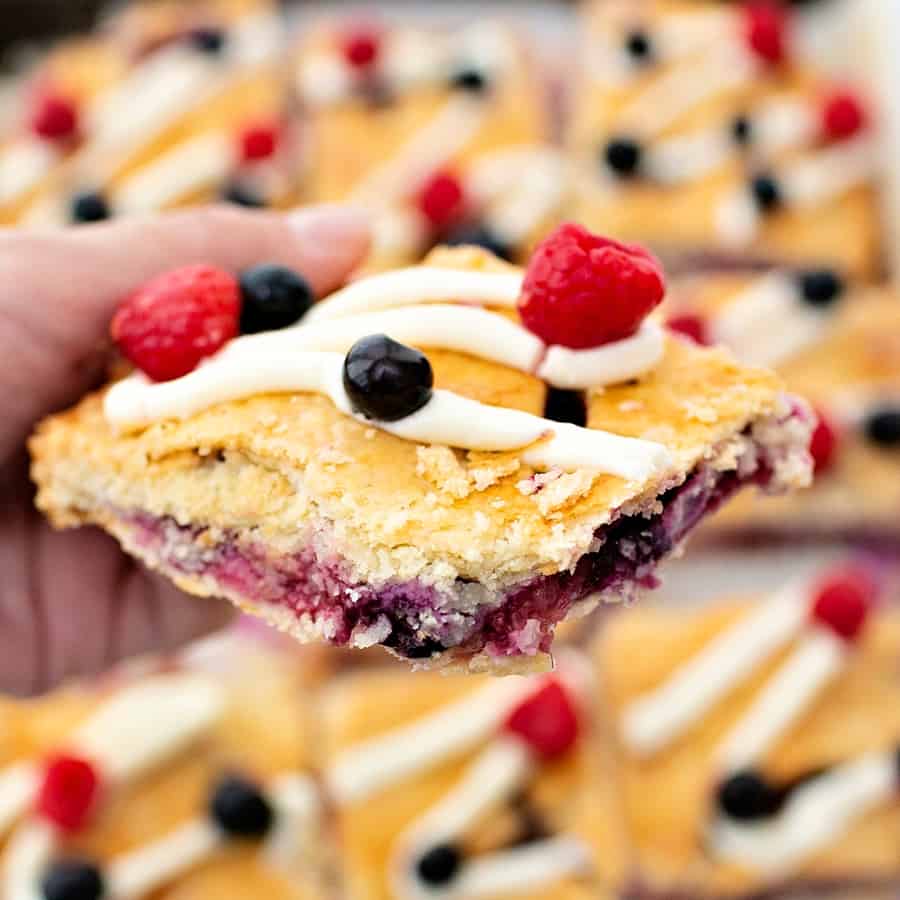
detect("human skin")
[0,204,369,696]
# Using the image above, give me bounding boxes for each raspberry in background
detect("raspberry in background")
[810,565,876,642]
[518,223,666,349]
[742,1,789,66]
[417,170,466,231]
[809,408,840,474]
[821,90,867,142]
[503,679,579,760]
[31,90,79,141]
[237,121,280,163]
[340,23,382,70]
[111,264,240,382]
[36,754,101,833]
[666,314,709,346]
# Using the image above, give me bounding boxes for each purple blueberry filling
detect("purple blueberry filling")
[125,462,758,660]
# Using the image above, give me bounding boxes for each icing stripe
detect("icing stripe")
[0,139,59,205]
[4,820,54,900]
[104,351,672,480]
[621,584,809,755]
[710,752,897,873]
[0,765,39,836]
[715,627,846,773]
[326,679,534,804]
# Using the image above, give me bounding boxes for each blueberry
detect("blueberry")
[416,843,462,886]
[239,264,314,334]
[70,191,110,224]
[209,774,274,838]
[343,335,433,422]
[544,388,586,427]
[625,29,654,63]
[603,137,642,177]
[717,770,783,821]
[864,408,900,449]
[450,66,489,93]
[731,114,753,147]
[443,223,513,261]
[750,173,782,213]
[404,638,447,660]
[222,182,266,208]
[41,859,105,900]
[796,268,845,308]
[189,27,227,54]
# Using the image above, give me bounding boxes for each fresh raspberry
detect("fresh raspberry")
[237,121,280,163]
[809,408,840,474]
[31,91,79,140]
[340,24,382,70]
[36,754,101,832]
[809,565,877,642]
[416,170,466,231]
[666,314,710,346]
[518,223,666,349]
[743,2,789,66]
[821,90,867,142]
[503,679,580,760]
[111,264,240,382]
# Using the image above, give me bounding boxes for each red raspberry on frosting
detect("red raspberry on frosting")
[742,2,789,66]
[238,121,280,163]
[809,407,840,474]
[340,23,382,70]
[36,754,101,832]
[666,314,710,346]
[111,264,240,382]
[518,223,666,349]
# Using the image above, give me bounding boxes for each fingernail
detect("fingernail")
[287,204,370,241]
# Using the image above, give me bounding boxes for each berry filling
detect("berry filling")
[115,425,793,663]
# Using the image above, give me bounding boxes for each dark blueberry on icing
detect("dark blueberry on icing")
[544,388,586,427]
[222,182,266,208]
[209,774,274,838]
[750,173,782,213]
[731,114,753,147]
[343,334,433,422]
[895,746,900,784]
[189,27,227,54]
[864,408,900,449]
[239,264,314,334]
[416,843,462,886]
[41,859,105,900]
[796,268,845,308]
[717,770,783,821]
[603,137,642,177]
[625,29,654,64]
[450,66,489,93]
[443,223,513,261]
[70,191,110,224]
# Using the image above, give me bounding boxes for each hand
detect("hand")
[0,205,369,696]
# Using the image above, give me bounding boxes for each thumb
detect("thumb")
[0,204,369,464]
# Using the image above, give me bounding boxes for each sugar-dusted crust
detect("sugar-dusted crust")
[597,601,900,898]
[320,665,625,899]
[671,278,900,542]
[30,247,809,667]
[0,646,326,899]
[568,0,881,277]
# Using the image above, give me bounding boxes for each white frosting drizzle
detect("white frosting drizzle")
[397,837,592,900]
[348,93,487,210]
[616,48,756,140]
[466,148,568,247]
[106,265,671,479]
[104,772,317,899]
[306,268,523,320]
[621,583,809,756]
[113,131,232,214]
[326,678,533,804]
[715,627,846,773]
[0,139,59,205]
[4,820,54,900]
[538,321,664,390]
[716,138,876,246]
[0,765,39,836]
[710,752,897,873]
[710,273,835,368]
